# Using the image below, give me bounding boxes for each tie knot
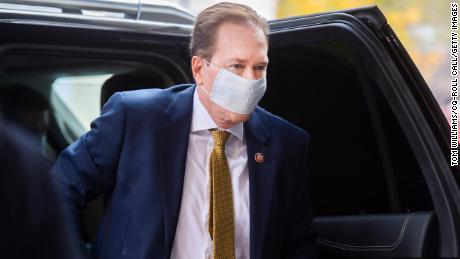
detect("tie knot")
[209,129,231,147]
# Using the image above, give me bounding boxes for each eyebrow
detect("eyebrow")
[227,58,269,66]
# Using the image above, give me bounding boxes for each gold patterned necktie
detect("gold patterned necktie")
[208,129,235,259]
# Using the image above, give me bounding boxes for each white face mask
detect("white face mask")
[201,59,266,114]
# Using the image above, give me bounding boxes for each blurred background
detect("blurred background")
[172,0,451,119]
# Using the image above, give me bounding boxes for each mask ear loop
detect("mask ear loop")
[202,58,211,66]
[200,84,212,96]
[199,58,214,96]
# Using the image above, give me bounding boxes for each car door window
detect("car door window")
[51,74,112,141]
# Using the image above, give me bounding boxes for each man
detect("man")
[52,2,317,259]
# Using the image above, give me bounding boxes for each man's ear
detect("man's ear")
[191,56,204,85]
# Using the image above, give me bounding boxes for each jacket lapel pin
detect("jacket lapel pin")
[254,152,265,163]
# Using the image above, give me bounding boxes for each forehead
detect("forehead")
[212,22,268,63]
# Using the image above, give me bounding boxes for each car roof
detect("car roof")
[0,0,196,36]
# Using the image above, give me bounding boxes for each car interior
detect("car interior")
[0,27,440,258]
[264,42,437,258]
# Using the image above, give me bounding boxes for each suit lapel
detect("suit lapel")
[245,109,279,259]
[158,85,195,258]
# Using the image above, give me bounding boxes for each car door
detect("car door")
[263,6,460,259]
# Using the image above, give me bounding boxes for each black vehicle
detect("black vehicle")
[0,1,458,258]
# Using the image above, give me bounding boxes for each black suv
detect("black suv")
[0,1,458,258]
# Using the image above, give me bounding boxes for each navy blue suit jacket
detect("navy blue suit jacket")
[52,84,317,259]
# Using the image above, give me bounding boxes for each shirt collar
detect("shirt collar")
[191,87,244,142]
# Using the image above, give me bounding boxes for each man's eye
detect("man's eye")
[230,64,244,69]
[255,65,266,71]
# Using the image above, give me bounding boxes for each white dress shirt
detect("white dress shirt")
[170,88,250,259]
